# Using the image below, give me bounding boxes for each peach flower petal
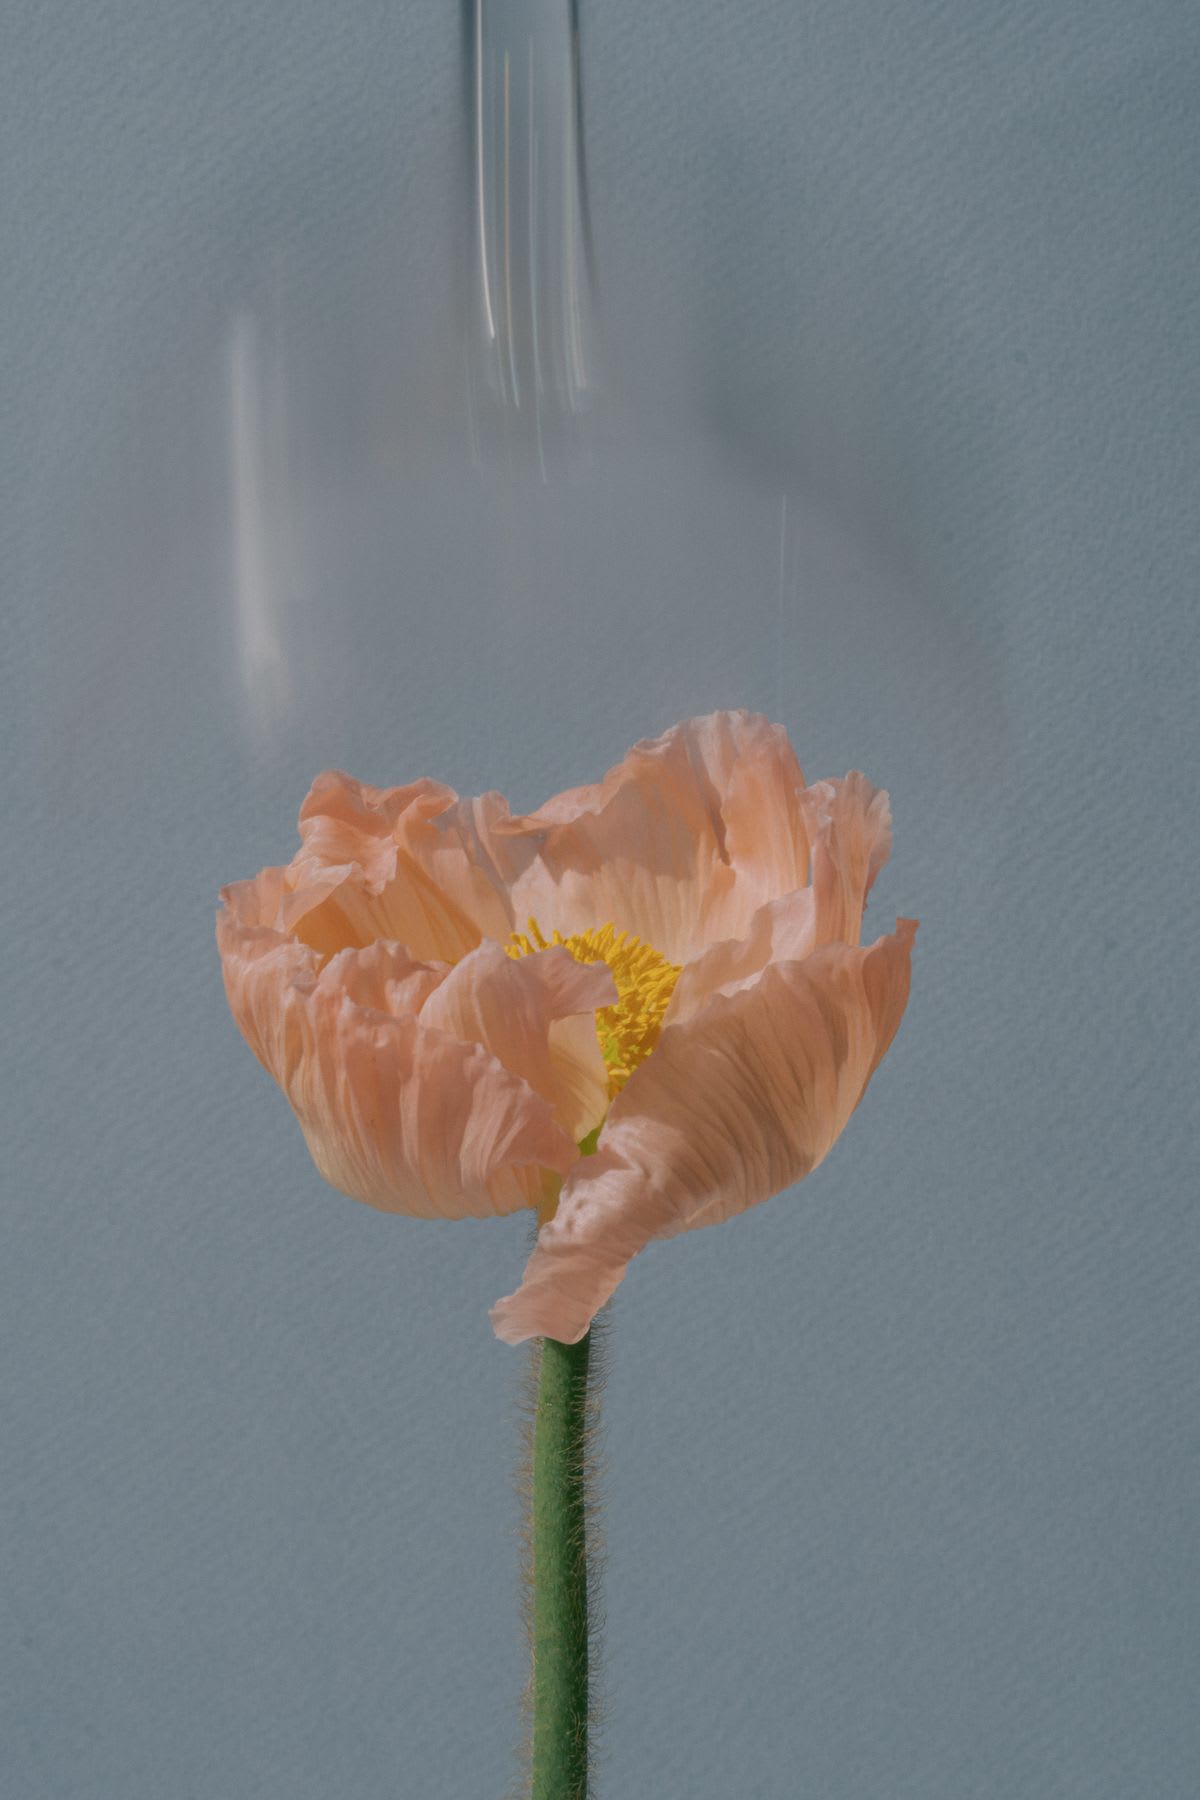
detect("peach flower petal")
[217,886,579,1221]
[451,712,810,964]
[667,772,893,1022]
[218,717,918,1341]
[418,942,616,1145]
[490,920,917,1343]
[283,771,515,964]
[801,771,893,948]
[665,888,818,1025]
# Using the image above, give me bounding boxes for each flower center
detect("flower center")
[507,916,681,1099]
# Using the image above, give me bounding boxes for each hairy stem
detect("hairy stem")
[530,1331,591,1800]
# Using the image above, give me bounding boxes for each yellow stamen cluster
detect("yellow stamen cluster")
[507,917,682,1099]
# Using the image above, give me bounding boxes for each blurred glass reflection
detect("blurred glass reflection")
[32,3,1001,804]
[467,0,595,470]
[227,311,292,752]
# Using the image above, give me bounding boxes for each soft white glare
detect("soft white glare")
[469,0,594,465]
[227,310,290,749]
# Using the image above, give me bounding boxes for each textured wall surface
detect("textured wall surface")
[4,2,1197,1795]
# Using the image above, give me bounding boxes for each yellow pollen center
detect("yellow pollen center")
[506,916,681,1099]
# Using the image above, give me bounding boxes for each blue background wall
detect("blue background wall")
[4,2,1197,1794]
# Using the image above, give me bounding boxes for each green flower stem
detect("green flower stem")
[530,1331,591,1800]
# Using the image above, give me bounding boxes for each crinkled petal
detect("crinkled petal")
[450,712,809,964]
[669,771,893,1021]
[800,772,893,948]
[217,890,577,1221]
[490,919,917,1342]
[281,771,515,964]
[666,887,818,1024]
[418,941,615,1143]
[217,870,321,1070]
[321,938,450,1017]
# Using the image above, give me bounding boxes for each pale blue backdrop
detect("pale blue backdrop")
[4,2,1197,1795]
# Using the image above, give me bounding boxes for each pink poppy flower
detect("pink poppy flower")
[217,712,916,1344]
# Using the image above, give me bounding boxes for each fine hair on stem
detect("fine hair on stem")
[508,1303,610,1800]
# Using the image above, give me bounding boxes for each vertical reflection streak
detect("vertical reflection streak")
[467,0,594,460]
[227,311,289,750]
[529,39,547,478]
[503,49,520,407]
[491,40,509,407]
[475,0,497,342]
[561,27,586,404]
